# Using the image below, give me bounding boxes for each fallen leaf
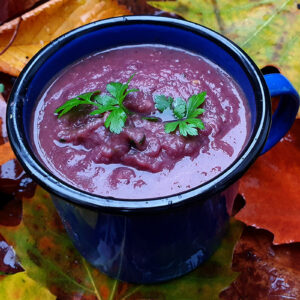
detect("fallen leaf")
[0,93,8,144]
[0,0,42,24]
[0,196,22,227]
[0,159,36,199]
[0,142,16,165]
[118,0,180,17]
[220,226,300,299]
[235,119,300,244]
[0,271,55,299]
[0,186,243,299]
[0,0,131,76]
[148,0,300,116]
[0,94,16,164]
[0,233,23,274]
[0,72,16,103]
[119,0,157,14]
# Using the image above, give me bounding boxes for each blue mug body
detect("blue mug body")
[7,16,299,283]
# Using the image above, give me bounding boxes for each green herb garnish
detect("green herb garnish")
[55,74,138,134]
[141,116,160,122]
[55,74,206,137]
[0,83,4,93]
[154,92,206,137]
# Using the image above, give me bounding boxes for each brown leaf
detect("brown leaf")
[220,226,300,300]
[236,119,300,244]
[0,0,43,25]
[0,0,131,76]
[0,159,36,199]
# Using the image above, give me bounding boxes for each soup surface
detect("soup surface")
[32,45,251,199]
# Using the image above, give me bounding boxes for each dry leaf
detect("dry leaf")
[236,119,300,244]
[0,0,42,24]
[0,142,16,165]
[0,93,8,144]
[0,186,243,299]
[149,0,300,117]
[0,0,131,76]
[220,226,300,299]
[0,93,15,164]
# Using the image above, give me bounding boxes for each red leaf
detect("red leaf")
[220,226,300,299]
[236,119,300,244]
[0,159,36,199]
[0,196,22,227]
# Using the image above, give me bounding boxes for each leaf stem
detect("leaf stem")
[241,0,291,47]
[82,258,103,300]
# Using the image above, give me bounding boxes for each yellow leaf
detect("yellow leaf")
[149,0,300,117]
[0,272,56,300]
[0,0,131,76]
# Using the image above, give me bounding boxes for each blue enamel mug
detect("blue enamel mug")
[7,16,299,283]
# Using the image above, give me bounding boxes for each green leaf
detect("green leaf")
[94,94,118,106]
[188,118,205,130]
[0,185,243,299]
[55,98,95,118]
[157,91,206,136]
[0,187,123,299]
[148,0,300,116]
[124,88,139,97]
[78,91,99,101]
[178,122,199,136]
[165,121,180,133]
[188,108,205,118]
[179,121,188,136]
[89,105,117,115]
[55,75,138,133]
[185,123,199,136]
[104,108,127,134]
[106,82,124,99]
[126,73,136,85]
[0,83,4,93]
[0,272,55,300]
[154,95,174,112]
[173,97,187,119]
[55,91,100,118]
[186,92,206,118]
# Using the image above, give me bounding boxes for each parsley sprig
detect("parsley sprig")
[154,92,206,137]
[55,74,206,137]
[55,74,138,134]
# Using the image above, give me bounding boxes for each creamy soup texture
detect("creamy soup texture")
[32,45,251,199]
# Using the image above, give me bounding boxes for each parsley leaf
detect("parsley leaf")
[0,83,4,93]
[154,91,206,137]
[94,94,118,106]
[55,74,138,134]
[154,95,173,112]
[165,121,180,133]
[55,91,101,118]
[104,108,127,134]
[173,97,186,119]
[186,92,206,118]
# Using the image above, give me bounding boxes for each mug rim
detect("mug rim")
[7,15,271,213]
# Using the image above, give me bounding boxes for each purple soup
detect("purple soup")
[31,45,251,199]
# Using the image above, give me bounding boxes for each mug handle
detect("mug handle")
[261,73,300,154]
